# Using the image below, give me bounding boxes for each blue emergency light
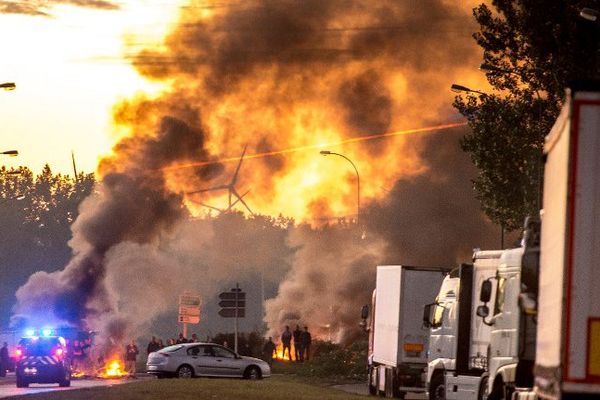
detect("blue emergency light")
[25,329,35,337]
[42,328,53,337]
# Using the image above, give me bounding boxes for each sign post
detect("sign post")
[218,284,246,353]
[179,293,201,338]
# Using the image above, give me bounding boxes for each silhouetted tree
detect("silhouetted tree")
[454,1,600,230]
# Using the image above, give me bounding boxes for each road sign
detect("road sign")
[219,292,246,300]
[179,293,201,325]
[180,294,201,307]
[178,315,199,323]
[218,309,246,318]
[179,306,201,316]
[218,300,246,308]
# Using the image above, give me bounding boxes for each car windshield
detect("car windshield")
[19,337,61,356]
[160,345,184,353]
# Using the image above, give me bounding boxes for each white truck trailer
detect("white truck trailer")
[365,265,449,398]
[511,84,600,399]
[424,250,503,400]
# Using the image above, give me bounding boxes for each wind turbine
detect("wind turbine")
[187,145,254,215]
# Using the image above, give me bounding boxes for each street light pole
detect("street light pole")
[320,150,360,227]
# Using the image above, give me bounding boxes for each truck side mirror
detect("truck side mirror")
[480,279,492,303]
[422,304,433,328]
[476,305,489,318]
[361,304,369,320]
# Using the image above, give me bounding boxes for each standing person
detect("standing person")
[146,336,159,355]
[176,333,187,344]
[71,339,83,372]
[302,326,312,361]
[158,339,165,349]
[191,333,198,343]
[0,342,8,377]
[81,338,92,372]
[293,325,303,362]
[125,340,139,378]
[281,326,292,361]
[262,337,276,366]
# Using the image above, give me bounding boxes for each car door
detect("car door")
[210,346,245,377]
[186,345,213,376]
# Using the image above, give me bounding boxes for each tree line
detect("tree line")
[455,1,599,231]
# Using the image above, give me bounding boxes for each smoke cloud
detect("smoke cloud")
[12,0,498,346]
[12,116,214,340]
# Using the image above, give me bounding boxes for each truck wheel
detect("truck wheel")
[488,379,507,400]
[429,373,445,400]
[368,368,377,395]
[478,374,489,400]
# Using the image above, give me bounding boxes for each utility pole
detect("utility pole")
[234,282,239,353]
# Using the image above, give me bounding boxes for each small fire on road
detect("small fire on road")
[97,358,128,379]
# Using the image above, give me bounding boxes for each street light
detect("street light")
[450,83,487,96]
[479,63,514,75]
[0,82,16,91]
[320,150,360,227]
[581,8,600,22]
[1,150,18,156]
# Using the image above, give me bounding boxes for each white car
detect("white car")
[146,343,271,380]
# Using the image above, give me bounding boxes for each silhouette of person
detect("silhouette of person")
[281,326,292,360]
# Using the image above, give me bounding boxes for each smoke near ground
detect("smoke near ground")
[265,128,498,344]
[12,0,498,345]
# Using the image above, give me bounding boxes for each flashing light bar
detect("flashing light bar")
[24,328,55,337]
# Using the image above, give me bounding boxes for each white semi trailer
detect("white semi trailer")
[364,265,448,399]
[424,250,503,400]
[510,84,600,399]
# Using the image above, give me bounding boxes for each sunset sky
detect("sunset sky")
[0,0,183,174]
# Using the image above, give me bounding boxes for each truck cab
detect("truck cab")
[425,250,502,400]
[478,247,527,399]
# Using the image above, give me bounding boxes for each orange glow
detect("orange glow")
[97,358,128,378]
[273,343,294,362]
[165,122,466,171]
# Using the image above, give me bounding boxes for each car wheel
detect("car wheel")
[59,369,71,387]
[429,372,445,400]
[16,375,28,388]
[245,366,262,380]
[176,365,194,379]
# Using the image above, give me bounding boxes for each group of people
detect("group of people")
[145,332,202,355]
[263,325,312,363]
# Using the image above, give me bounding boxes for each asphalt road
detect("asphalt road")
[0,372,143,399]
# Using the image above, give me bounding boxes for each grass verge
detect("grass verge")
[9,375,367,400]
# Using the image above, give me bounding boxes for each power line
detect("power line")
[162,121,468,172]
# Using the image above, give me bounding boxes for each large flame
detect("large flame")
[105,0,488,223]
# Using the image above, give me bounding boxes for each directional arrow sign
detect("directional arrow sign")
[219,292,246,300]
[219,300,246,308]
[218,309,246,318]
